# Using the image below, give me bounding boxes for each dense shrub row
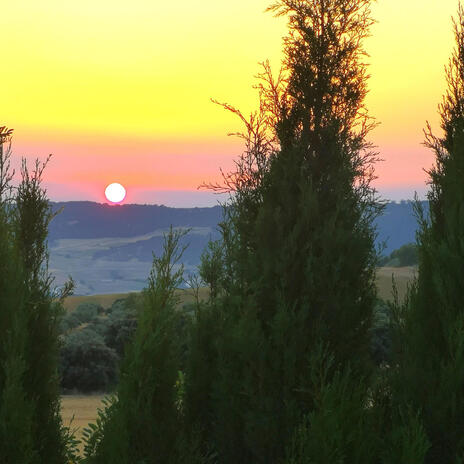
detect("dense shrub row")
[58,298,138,392]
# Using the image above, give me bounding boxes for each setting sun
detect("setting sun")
[105,182,126,203]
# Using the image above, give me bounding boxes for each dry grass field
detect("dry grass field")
[61,395,104,453]
[63,287,210,312]
[64,267,415,313]
[376,266,416,302]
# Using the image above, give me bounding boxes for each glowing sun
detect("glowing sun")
[105,183,126,203]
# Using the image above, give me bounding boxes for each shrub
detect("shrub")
[59,312,82,334]
[74,302,104,324]
[104,301,138,357]
[60,328,118,393]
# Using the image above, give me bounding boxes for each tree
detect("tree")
[0,130,74,463]
[60,328,118,393]
[87,228,189,463]
[189,0,382,462]
[0,127,37,463]
[390,4,464,463]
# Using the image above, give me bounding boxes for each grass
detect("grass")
[63,267,415,313]
[376,266,416,302]
[61,394,104,454]
[63,287,210,312]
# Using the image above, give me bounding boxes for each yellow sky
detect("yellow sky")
[0,0,460,203]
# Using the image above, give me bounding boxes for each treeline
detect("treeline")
[2,0,464,463]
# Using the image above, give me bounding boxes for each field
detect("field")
[63,266,415,312]
[376,266,416,302]
[61,395,104,453]
[63,287,210,312]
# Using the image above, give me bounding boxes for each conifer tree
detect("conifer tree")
[187,0,382,462]
[0,131,72,463]
[391,4,464,463]
[88,228,191,464]
[0,129,37,464]
[13,157,70,463]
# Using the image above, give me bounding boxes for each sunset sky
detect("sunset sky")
[1,0,459,206]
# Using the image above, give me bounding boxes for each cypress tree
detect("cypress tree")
[391,4,464,463]
[0,130,36,463]
[188,0,382,462]
[89,228,191,464]
[0,132,72,463]
[13,157,69,464]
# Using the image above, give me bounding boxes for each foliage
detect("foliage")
[0,133,36,463]
[370,299,392,366]
[85,228,188,463]
[378,243,418,267]
[0,131,75,463]
[73,302,104,324]
[285,346,379,464]
[60,328,118,393]
[59,312,82,334]
[381,407,430,464]
[104,296,139,357]
[389,4,464,463]
[199,239,225,300]
[187,0,382,461]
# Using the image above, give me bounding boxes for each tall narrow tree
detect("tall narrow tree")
[391,4,464,463]
[188,0,382,462]
[0,130,72,463]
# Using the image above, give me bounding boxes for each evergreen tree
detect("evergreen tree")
[391,4,464,463]
[0,131,73,463]
[13,157,70,463]
[88,228,191,463]
[188,0,382,462]
[0,129,37,463]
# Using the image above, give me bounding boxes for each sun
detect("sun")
[105,183,126,204]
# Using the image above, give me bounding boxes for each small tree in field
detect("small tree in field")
[391,4,464,463]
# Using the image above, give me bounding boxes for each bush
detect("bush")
[370,300,392,366]
[379,243,418,267]
[88,316,111,338]
[60,328,118,393]
[104,300,138,357]
[59,312,82,334]
[389,243,418,266]
[74,302,104,324]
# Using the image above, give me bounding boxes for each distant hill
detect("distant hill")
[374,200,428,255]
[49,201,223,241]
[47,200,426,295]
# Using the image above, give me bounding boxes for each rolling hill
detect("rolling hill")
[48,200,425,295]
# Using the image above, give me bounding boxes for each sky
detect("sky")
[1,0,460,206]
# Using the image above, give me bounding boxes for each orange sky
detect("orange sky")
[1,0,459,205]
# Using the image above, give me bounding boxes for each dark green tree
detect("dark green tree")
[189,0,382,462]
[391,4,464,463]
[87,228,192,463]
[13,157,72,464]
[60,328,118,393]
[0,131,76,463]
[0,128,37,463]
